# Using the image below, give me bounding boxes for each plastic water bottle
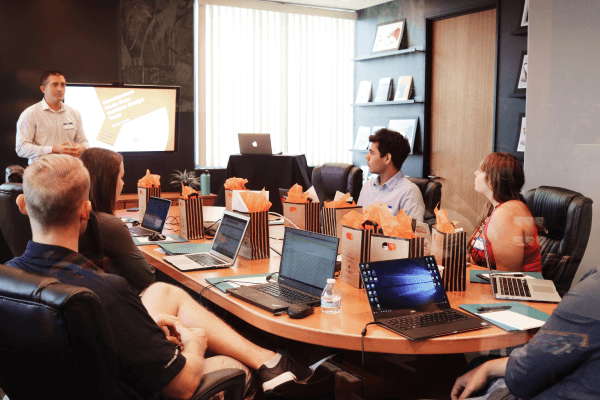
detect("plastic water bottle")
[321,278,341,314]
[200,170,210,196]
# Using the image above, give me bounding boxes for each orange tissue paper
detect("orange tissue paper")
[224,177,248,190]
[287,184,310,203]
[138,169,161,188]
[239,190,272,212]
[324,193,357,208]
[434,206,455,233]
[340,210,365,229]
[181,183,200,199]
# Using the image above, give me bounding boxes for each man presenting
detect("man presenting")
[15,70,88,163]
[357,128,425,222]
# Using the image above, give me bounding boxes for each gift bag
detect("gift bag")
[369,235,425,262]
[138,185,161,222]
[239,211,270,260]
[340,225,374,288]
[431,226,467,291]
[321,206,363,253]
[225,189,246,211]
[179,194,204,240]
[283,201,321,233]
[224,177,249,211]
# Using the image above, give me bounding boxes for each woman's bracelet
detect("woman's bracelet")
[184,338,204,352]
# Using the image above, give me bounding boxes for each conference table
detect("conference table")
[120,207,557,356]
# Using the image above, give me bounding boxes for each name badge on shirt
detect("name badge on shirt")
[64,122,75,130]
[474,238,485,251]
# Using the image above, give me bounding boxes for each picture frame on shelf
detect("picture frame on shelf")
[520,0,529,27]
[372,18,406,53]
[513,51,528,94]
[388,117,419,154]
[517,113,526,152]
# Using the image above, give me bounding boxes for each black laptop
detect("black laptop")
[129,196,171,237]
[227,227,339,313]
[359,256,489,340]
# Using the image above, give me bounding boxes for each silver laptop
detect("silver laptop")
[483,231,561,303]
[164,210,250,271]
[238,133,272,154]
[129,196,172,237]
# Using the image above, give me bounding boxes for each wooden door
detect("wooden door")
[430,8,496,233]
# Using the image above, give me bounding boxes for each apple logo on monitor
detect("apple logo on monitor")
[252,141,258,147]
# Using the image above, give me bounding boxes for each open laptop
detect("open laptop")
[129,196,171,237]
[482,231,561,303]
[227,227,339,313]
[163,211,250,271]
[359,256,489,340]
[239,133,273,155]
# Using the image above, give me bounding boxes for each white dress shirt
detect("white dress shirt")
[357,170,425,222]
[16,98,89,163]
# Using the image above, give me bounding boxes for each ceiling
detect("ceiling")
[252,0,394,11]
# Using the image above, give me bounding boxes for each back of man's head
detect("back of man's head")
[369,128,411,171]
[24,155,90,228]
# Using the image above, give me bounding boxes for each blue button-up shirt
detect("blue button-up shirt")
[357,170,425,222]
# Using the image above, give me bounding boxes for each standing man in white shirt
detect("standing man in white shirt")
[357,128,425,222]
[15,71,89,164]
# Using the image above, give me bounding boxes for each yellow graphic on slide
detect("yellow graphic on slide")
[94,88,176,148]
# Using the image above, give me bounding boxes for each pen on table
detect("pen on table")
[477,305,512,313]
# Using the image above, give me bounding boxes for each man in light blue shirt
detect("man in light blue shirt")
[357,128,425,222]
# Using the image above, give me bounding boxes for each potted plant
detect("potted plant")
[170,170,201,193]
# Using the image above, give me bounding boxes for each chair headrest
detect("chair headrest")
[0,182,24,195]
[527,186,580,238]
[5,165,24,183]
[0,264,99,308]
[320,163,353,195]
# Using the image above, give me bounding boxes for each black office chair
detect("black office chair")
[524,186,593,296]
[5,165,24,184]
[311,163,363,206]
[406,177,442,227]
[0,263,247,399]
[0,182,103,265]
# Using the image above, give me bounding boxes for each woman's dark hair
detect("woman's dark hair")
[468,152,526,247]
[368,128,411,170]
[80,148,123,215]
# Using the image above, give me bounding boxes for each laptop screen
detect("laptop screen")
[211,212,249,259]
[278,227,339,296]
[360,256,450,318]
[141,197,171,232]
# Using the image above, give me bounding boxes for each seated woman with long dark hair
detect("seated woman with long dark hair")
[467,152,542,272]
[80,148,155,293]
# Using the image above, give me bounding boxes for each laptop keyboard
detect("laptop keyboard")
[185,253,228,267]
[385,310,469,331]
[499,277,531,297]
[129,226,156,236]
[257,283,319,304]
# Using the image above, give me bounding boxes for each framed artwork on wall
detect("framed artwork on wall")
[520,0,529,27]
[517,114,526,152]
[388,117,419,154]
[513,51,528,94]
[372,18,406,53]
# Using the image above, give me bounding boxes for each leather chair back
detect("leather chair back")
[406,177,442,225]
[0,182,103,263]
[311,163,363,206]
[524,186,593,296]
[5,165,24,183]
[0,264,130,399]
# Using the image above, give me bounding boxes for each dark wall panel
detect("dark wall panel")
[356,0,528,176]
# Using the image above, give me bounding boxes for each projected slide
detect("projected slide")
[65,86,177,152]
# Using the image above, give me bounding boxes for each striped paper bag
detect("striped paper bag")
[283,201,321,233]
[431,227,467,291]
[138,185,161,222]
[239,211,270,260]
[179,194,204,240]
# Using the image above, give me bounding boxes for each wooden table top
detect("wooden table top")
[119,208,557,355]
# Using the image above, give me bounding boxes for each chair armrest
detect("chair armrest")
[191,368,247,400]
